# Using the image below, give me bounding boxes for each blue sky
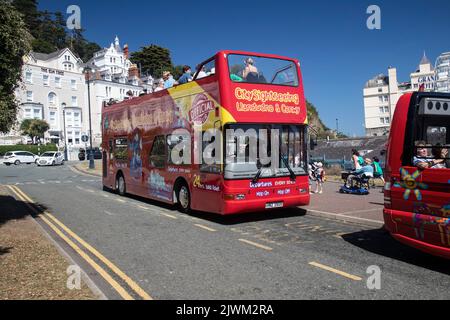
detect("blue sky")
[39,0,450,136]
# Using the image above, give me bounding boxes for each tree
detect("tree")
[171,65,184,80]
[0,1,32,133]
[20,119,49,144]
[68,29,101,62]
[130,45,174,78]
[12,0,101,61]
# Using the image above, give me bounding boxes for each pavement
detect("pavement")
[0,163,449,300]
[0,184,101,300]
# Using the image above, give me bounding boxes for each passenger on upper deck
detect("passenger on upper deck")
[178,66,193,84]
[154,79,165,92]
[163,71,177,89]
[242,58,259,82]
[196,66,207,79]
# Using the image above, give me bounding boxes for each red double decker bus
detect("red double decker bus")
[384,92,450,259]
[101,50,310,215]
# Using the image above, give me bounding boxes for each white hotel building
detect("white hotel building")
[84,36,152,147]
[1,36,153,155]
[435,52,450,93]
[363,54,438,137]
[0,48,87,156]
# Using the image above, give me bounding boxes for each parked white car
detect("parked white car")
[37,152,65,166]
[3,151,39,166]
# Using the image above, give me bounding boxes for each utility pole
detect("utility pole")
[84,66,95,169]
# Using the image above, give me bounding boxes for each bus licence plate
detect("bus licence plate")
[265,202,283,209]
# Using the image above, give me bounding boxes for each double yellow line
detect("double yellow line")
[7,185,152,300]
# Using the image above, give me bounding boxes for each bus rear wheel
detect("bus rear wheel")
[177,183,191,213]
[116,174,126,196]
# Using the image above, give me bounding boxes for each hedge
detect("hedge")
[0,144,58,156]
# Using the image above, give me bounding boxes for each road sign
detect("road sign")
[81,134,89,143]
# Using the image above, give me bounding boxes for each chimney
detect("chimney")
[124,44,129,59]
[129,63,140,78]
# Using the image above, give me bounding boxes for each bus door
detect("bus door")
[191,130,223,213]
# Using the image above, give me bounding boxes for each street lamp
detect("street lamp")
[62,102,68,161]
[84,66,95,169]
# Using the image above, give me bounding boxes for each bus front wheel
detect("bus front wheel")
[177,184,191,213]
[116,174,126,196]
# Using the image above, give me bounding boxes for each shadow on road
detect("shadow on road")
[121,191,307,225]
[189,207,307,226]
[342,228,450,275]
[0,194,46,228]
[0,246,13,257]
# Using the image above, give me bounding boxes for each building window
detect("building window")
[378,88,382,93]
[378,96,383,103]
[71,79,76,90]
[73,131,80,145]
[380,118,385,124]
[55,77,61,87]
[66,112,73,127]
[384,95,389,102]
[43,75,49,86]
[385,117,390,124]
[33,108,41,119]
[49,111,57,126]
[379,107,384,113]
[25,71,32,83]
[74,112,81,127]
[48,92,57,106]
[71,96,77,107]
[384,106,389,113]
[24,108,32,119]
[26,91,33,102]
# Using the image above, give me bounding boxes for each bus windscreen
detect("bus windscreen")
[228,54,299,87]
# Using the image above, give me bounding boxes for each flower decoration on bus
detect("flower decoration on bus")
[189,93,215,125]
[395,168,428,201]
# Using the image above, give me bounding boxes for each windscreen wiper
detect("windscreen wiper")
[280,153,296,181]
[252,159,264,184]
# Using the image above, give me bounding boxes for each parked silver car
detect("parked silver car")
[3,151,39,166]
[37,152,65,166]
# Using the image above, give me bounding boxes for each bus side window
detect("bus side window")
[114,138,128,161]
[149,135,166,168]
[109,140,113,157]
[167,134,190,165]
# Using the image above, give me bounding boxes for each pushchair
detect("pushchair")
[339,171,371,195]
